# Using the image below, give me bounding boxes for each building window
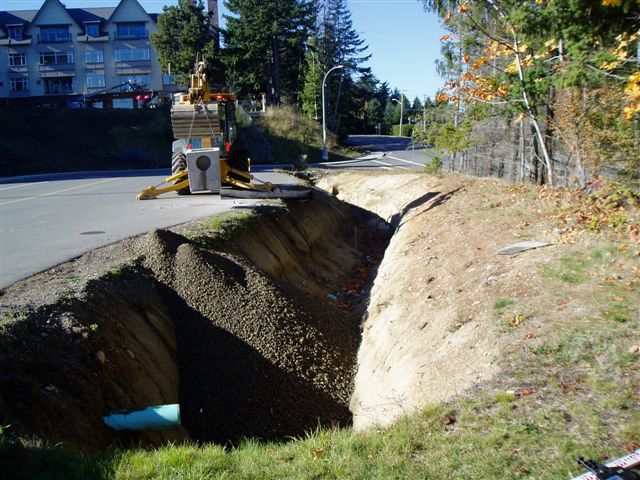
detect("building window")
[85,23,100,37]
[39,51,74,65]
[114,48,150,62]
[9,52,27,67]
[116,23,147,39]
[8,26,23,40]
[85,49,104,63]
[86,74,105,88]
[44,77,73,94]
[120,75,149,90]
[40,26,71,43]
[10,78,29,92]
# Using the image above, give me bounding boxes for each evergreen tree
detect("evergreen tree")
[410,96,424,119]
[301,36,322,119]
[315,0,371,132]
[222,0,314,104]
[151,0,221,86]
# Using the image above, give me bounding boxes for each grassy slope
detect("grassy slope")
[1,178,638,479]
[249,106,358,164]
[0,108,173,177]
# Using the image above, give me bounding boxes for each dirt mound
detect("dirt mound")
[136,230,359,443]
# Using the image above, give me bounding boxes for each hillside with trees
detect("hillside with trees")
[419,0,639,187]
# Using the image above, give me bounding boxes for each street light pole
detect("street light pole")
[391,93,404,137]
[322,64,344,161]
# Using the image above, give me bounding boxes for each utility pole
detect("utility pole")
[322,65,344,161]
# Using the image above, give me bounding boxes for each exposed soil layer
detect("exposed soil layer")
[0,191,390,450]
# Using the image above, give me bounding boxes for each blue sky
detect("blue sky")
[1,0,446,102]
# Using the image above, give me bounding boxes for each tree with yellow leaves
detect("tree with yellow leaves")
[422,0,640,185]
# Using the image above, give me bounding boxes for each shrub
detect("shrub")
[424,156,443,174]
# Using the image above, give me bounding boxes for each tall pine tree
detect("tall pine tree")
[151,0,222,86]
[222,0,314,104]
[303,0,371,133]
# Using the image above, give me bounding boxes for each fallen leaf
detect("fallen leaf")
[516,388,534,397]
[508,314,525,328]
[443,415,457,426]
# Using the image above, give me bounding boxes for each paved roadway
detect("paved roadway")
[0,167,294,290]
[311,135,432,171]
[0,135,429,289]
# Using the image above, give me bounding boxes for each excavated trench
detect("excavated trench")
[0,190,391,451]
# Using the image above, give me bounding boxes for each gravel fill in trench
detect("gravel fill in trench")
[136,229,360,443]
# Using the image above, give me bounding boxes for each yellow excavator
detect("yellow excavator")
[137,56,310,200]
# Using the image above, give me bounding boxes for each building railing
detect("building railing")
[8,65,29,73]
[37,33,72,43]
[39,63,75,71]
[115,60,152,75]
[85,62,105,70]
[114,31,148,40]
[77,32,109,42]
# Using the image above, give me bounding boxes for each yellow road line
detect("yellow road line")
[0,178,117,207]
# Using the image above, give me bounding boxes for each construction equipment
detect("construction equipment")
[137,56,310,201]
[572,449,640,480]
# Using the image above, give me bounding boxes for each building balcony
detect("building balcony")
[85,62,105,71]
[115,60,152,75]
[37,34,72,44]
[0,37,32,46]
[114,31,148,40]
[77,33,109,43]
[8,65,29,73]
[39,63,76,78]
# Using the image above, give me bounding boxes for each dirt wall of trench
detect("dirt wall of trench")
[317,171,549,430]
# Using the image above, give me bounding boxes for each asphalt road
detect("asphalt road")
[311,135,432,171]
[0,135,428,289]
[0,167,294,290]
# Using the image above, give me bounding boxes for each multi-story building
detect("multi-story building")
[0,0,176,107]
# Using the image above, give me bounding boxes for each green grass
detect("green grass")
[1,394,633,480]
[186,211,260,249]
[539,252,596,284]
[494,298,515,310]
